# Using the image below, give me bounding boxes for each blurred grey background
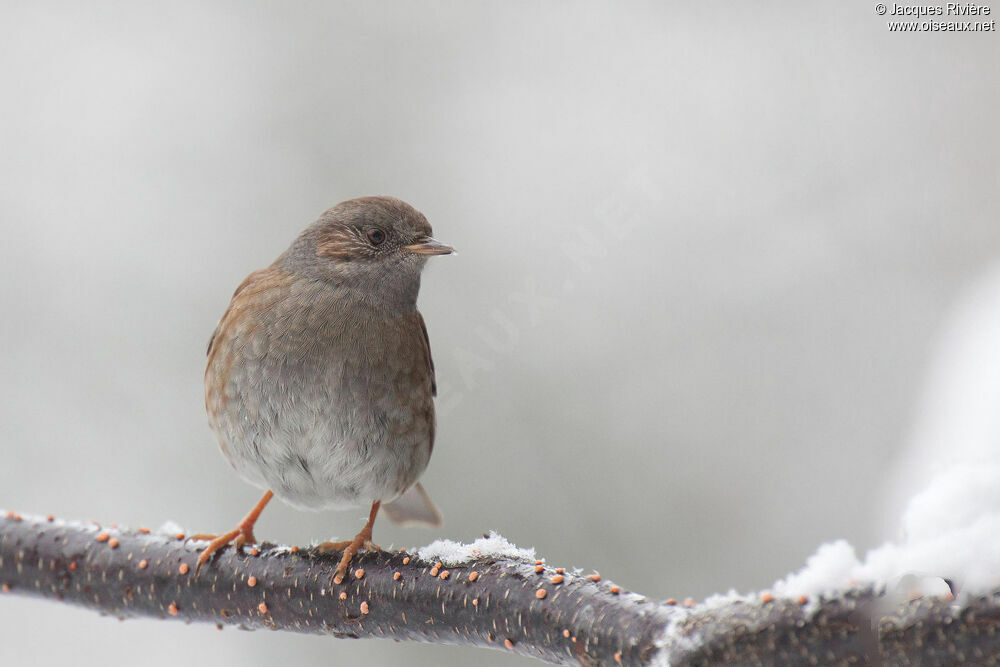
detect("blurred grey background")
[1,1,998,665]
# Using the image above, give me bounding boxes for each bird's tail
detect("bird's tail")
[383,482,443,527]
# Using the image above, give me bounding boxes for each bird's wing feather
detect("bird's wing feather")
[207,269,271,357]
[416,311,436,396]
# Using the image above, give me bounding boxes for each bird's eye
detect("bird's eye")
[366,228,386,246]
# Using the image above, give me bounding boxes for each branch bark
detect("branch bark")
[0,512,667,665]
[2,512,999,665]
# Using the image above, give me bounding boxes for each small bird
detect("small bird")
[198,196,452,579]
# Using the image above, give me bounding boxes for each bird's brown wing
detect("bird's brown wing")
[416,311,437,397]
[385,313,442,528]
[207,269,271,357]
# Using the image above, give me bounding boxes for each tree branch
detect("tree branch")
[2,512,999,665]
[0,512,667,665]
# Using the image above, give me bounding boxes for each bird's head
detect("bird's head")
[278,196,453,308]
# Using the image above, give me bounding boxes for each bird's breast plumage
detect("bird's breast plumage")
[205,267,436,510]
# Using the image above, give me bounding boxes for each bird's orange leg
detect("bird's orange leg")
[317,501,381,583]
[193,490,274,572]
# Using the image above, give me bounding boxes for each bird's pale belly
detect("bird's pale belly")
[206,331,434,511]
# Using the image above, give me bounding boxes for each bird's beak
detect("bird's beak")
[404,236,455,256]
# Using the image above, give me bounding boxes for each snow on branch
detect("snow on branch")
[3,512,1000,665]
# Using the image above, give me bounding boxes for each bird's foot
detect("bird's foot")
[193,490,274,573]
[317,538,381,552]
[194,523,257,572]
[316,501,382,584]
[188,532,219,542]
[318,534,381,583]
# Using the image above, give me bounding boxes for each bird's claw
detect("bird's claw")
[194,524,257,573]
[318,533,380,583]
[316,539,381,553]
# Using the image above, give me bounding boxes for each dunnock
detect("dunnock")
[198,196,452,579]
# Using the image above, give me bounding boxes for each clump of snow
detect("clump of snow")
[650,593,756,667]
[774,267,1000,601]
[773,441,1000,600]
[157,520,187,536]
[882,266,1000,532]
[773,540,861,599]
[652,607,697,666]
[416,531,536,566]
[699,589,753,610]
